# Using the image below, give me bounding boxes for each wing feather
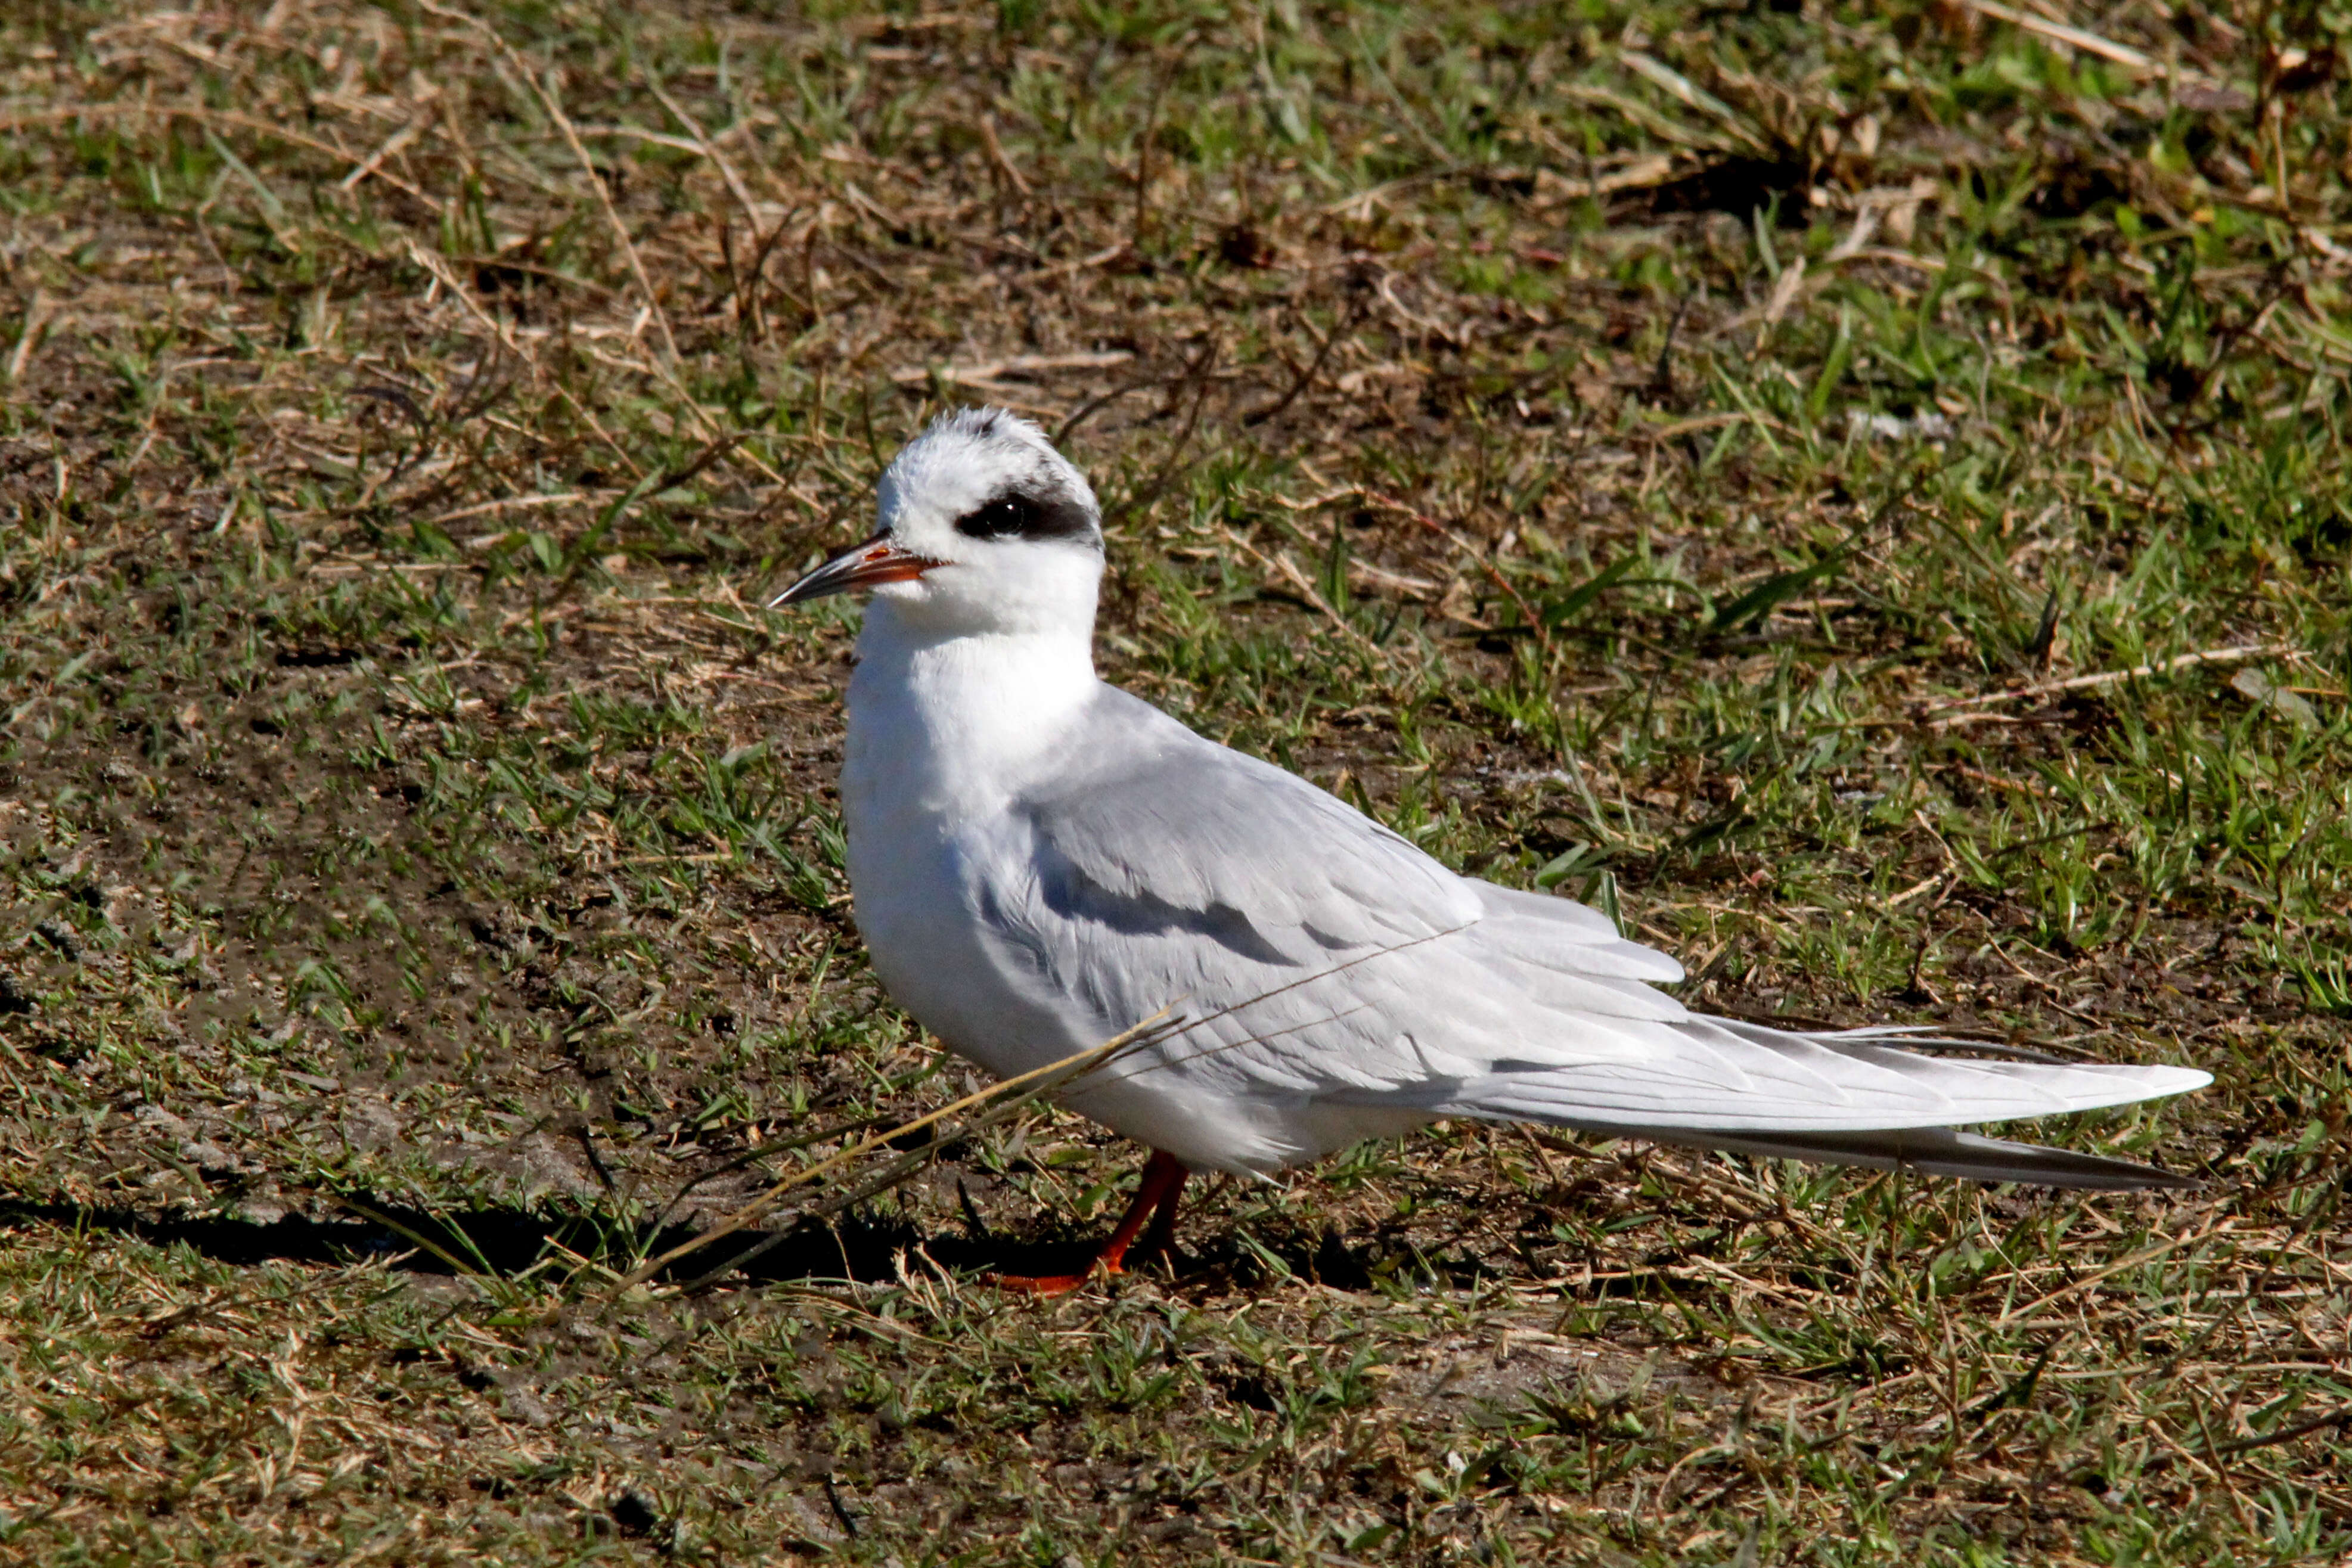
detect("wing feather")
[964,687,2204,1176]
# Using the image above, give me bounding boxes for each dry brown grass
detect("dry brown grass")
[2,0,2350,1561]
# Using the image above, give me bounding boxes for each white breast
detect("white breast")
[840,608,1107,1080]
[834,612,1426,1172]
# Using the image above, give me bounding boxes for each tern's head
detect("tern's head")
[771,407,1103,638]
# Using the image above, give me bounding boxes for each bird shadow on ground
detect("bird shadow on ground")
[0,1195,1408,1294]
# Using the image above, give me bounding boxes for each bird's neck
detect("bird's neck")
[846,603,1100,807]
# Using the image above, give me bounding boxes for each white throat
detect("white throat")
[845,595,1101,816]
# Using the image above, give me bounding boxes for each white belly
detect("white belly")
[843,805,1091,1082]
[833,622,1435,1174]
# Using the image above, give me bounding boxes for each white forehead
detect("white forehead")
[877,407,1096,528]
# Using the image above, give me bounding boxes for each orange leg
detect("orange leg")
[994,1150,1190,1297]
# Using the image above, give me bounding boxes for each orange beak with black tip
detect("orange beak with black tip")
[768,531,939,607]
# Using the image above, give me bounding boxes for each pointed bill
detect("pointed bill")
[769,532,938,606]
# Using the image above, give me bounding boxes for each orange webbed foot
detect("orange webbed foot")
[985,1265,1113,1297]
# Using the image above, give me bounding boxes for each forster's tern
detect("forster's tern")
[772,408,2207,1293]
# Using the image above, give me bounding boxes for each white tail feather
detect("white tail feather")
[1359,1018,2207,1190]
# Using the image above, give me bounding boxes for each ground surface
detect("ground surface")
[1,1,2349,1562]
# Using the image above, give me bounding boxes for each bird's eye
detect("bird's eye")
[954,496,1042,540]
[945,487,1100,548]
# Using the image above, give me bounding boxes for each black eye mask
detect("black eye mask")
[952,488,1099,546]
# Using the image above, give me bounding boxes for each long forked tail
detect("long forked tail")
[1410,1016,2211,1192]
[1587,1122,2196,1191]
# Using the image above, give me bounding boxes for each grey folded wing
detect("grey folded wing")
[973,687,2207,1178]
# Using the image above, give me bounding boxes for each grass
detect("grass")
[1,0,2349,1560]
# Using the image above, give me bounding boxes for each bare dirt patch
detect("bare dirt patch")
[2,0,2348,1563]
